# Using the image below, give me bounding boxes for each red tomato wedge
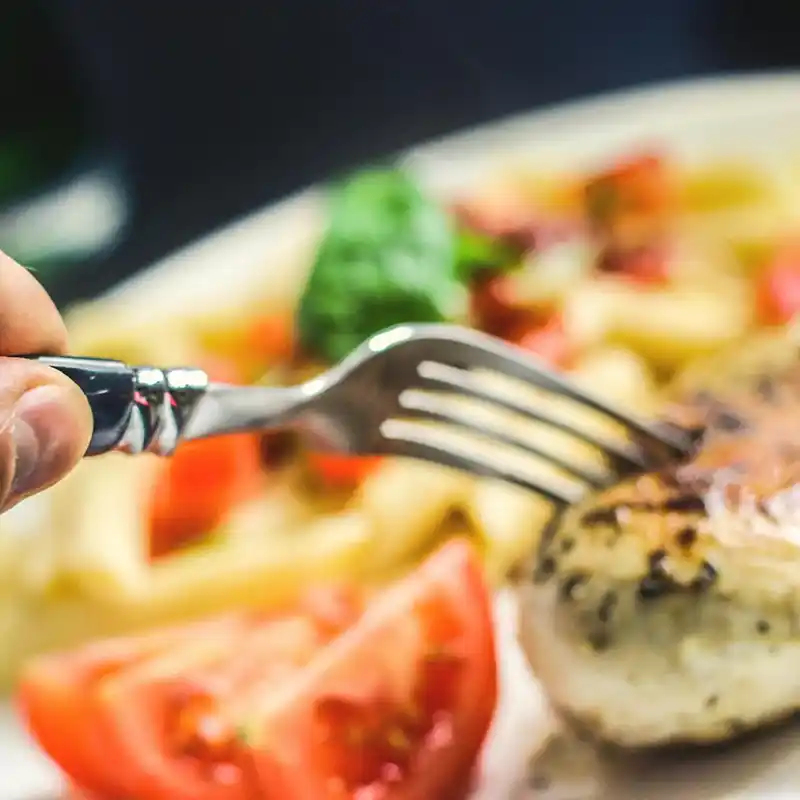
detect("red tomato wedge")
[18,616,252,798]
[757,243,800,326]
[93,597,363,800]
[306,452,384,490]
[21,542,496,800]
[23,590,363,800]
[148,432,264,559]
[244,539,497,800]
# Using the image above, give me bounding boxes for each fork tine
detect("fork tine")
[396,400,612,489]
[379,419,583,505]
[412,361,649,472]
[412,326,692,455]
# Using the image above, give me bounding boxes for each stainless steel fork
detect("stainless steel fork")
[30,323,692,504]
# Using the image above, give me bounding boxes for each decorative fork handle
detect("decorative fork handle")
[30,355,209,456]
[29,355,303,457]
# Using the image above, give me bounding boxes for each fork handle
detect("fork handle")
[29,355,209,457]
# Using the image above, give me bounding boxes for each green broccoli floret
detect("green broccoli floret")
[297,167,518,364]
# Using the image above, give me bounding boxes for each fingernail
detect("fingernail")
[10,386,69,496]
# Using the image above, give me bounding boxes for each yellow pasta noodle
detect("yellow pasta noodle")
[563,279,753,367]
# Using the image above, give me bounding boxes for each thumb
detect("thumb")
[0,357,93,512]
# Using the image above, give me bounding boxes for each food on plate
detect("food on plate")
[518,328,800,747]
[755,240,800,326]
[296,167,516,364]
[0,145,796,689]
[19,539,497,800]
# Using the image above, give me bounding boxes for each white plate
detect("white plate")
[8,72,800,799]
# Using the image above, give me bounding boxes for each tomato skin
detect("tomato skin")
[148,432,264,559]
[62,787,93,800]
[757,246,800,325]
[306,451,384,490]
[246,539,497,800]
[18,617,249,799]
[82,593,363,800]
[509,313,575,370]
[25,546,495,800]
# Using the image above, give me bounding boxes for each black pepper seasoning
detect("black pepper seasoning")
[560,574,587,601]
[597,591,618,623]
[534,556,557,584]
[675,526,697,549]
[690,561,718,592]
[712,409,747,432]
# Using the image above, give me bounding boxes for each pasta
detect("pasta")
[2,146,800,689]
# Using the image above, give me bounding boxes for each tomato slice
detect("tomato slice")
[148,432,264,559]
[23,546,495,800]
[306,452,384,490]
[244,539,497,800]
[18,616,250,798]
[28,593,361,800]
[508,313,575,370]
[757,244,800,326]
[85,590,363,800]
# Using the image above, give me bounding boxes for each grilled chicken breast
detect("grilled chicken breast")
[518,329,800,747]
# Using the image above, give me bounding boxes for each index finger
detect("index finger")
[0,250,68,356]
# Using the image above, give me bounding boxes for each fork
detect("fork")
[28,323,691,504]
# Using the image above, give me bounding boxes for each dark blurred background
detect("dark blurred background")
[3,0,798,306]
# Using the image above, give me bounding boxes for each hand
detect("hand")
[0,251,92,513]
